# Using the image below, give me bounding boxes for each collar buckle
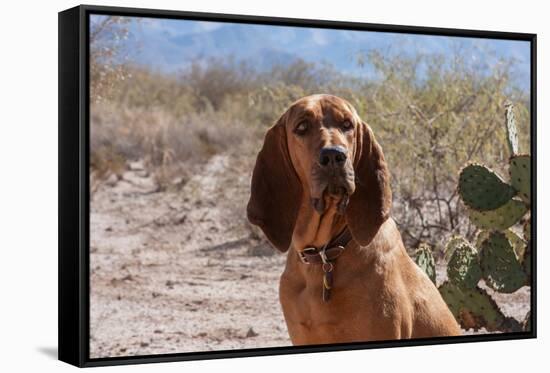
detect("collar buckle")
[298,247,317,264]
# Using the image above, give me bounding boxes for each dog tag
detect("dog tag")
[322,270,333,302]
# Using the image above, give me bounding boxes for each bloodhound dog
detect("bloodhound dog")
[247,94,461,345]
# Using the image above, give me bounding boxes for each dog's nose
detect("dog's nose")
[319,146,347,167]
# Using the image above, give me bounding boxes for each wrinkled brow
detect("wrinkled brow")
[289,106,319,123]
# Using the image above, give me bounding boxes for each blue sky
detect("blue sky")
[92,15,531,90]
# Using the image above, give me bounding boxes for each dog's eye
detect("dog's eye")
[295,121,308,135]
[342,120,353,131]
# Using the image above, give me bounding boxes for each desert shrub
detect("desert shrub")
[90,16,133,104]
[90,101,254,189]
[361,51,530,249]
[90,34,529,251]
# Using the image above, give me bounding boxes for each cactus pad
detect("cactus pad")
[479,231,527,293]
[509,155,531,203]
[438,281,505,331]
[524,218,531,242]
[478,229,528,262]
[447,243,482,288]
[458,164,516,211]
[467,199,528,230]
[415,243,436,284]
[444,235,469,261]
[475,230,491,249]
[522,243,531,279]
[504,229,527,261]
[505,103,519,155]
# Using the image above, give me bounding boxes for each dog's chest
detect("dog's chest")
[279,270,375,344]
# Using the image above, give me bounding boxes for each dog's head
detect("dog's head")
[247,94,392,252]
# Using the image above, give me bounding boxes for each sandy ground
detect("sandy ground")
[90,154,530,358]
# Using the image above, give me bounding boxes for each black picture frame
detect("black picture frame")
[58,4,537,368]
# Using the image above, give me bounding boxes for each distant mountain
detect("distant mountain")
[121,18,530,89]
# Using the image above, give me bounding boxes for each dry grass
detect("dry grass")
[90,54,530,252]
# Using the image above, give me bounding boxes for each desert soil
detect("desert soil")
[89,154,530,358]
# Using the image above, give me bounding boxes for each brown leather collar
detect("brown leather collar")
[297,227,352,302]
[297,227,352,265]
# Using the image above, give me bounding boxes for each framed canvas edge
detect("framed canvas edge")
[58,4,538,368]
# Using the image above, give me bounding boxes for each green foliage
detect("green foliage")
[414,243,436,284]
[439,104,531,332]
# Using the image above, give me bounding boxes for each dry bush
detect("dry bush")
[361,51,530,250]
[90,101,253,189]
[90,16,134,104]
[90,45,529,251]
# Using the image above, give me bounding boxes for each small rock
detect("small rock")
[105,173,118,186]
[129,160,145,171]
[171,177,184,185]
[246,327,259,338]
[139,342,149,348]
[175,214,187,225]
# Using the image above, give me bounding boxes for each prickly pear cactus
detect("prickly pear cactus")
[505,103,519,155]
[467,199,528,230]
[509,155,531,203]
[415,243,436,284]
[479,231,527,293]
[439,282,505,331]
[458,164,516,211]
[447,242,482,289]
[444,235,470,261]
[522,218,532,279]
[438,103,532,333]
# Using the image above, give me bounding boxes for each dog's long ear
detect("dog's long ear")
[247,114,302,252]
[345,120,392,246]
